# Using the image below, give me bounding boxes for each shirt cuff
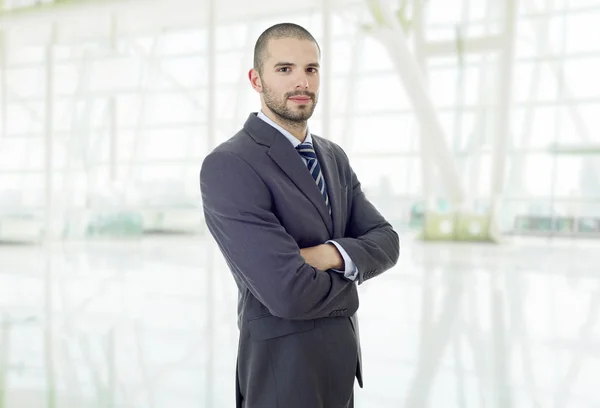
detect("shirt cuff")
[326,240,359,281]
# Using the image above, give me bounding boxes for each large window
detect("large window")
[1,0,600,230]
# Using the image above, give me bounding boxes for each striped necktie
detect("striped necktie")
[296,142,331,214]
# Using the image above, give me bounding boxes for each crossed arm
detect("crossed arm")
[200,149,399,320]
[300,244,344,272]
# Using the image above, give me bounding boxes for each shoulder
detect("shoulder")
[200,129,257,179]
[202,126,262,164]
[209,128,253,157]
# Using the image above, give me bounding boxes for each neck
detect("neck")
[261,108,307,143]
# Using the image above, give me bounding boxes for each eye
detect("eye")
[307,67,318,74]
[277,67,291,73]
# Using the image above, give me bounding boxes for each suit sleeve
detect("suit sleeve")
[331,148,400,285]
[200,150,358,320]
[326,240,359,281]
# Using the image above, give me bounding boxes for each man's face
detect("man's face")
[252,37,320,123]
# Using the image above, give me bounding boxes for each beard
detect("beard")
[262,82,318,125]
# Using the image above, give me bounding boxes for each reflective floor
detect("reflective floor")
[1,231,599,407]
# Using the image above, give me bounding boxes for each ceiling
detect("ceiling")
[0,0,368,46]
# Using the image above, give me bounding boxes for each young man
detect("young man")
[200,22,399,408]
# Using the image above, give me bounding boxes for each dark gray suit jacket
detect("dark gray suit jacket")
[200,113,399,408]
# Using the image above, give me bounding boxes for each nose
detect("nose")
[295,73,309,89]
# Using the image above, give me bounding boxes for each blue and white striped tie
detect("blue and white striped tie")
[296,142,331,214]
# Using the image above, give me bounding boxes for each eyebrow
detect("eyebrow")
[273,62,320,68]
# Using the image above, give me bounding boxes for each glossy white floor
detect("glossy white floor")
[0,231,599,408]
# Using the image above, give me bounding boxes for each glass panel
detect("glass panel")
[572,103,600,142]
[565,10,600,53]
[143,93,201,125]
[513,62,559,102]
[354,74,411,112]
[89,57,143,91]
[425,0,467,25]
[54,62,81,95]
[519,153,555,196]
[0,173,44,208]
[158,56,208,88]
[329,38,355,75]
[0,138,32,169]
[5,67,44,98]
[427,67,459,107]
[216,51,248,85]
[5,45,45,65]
[349,156,422,197]
[135,128,198,160]
[511,106,560,148]
[159,29,207,55]
[348,114,417,154]
[563,57,600,98]
[360,37,394,73]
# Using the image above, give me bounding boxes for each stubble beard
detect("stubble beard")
[262,83,318,131]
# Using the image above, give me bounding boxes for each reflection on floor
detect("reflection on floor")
[0,232,599,408]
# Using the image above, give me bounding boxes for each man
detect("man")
[200,22,399,408]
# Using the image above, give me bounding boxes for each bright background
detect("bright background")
[0,1,599,407]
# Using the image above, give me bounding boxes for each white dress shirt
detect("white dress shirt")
[257,111,359,281]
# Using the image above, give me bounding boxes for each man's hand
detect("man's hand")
[300,244,344,271]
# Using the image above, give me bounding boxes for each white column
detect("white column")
[109,13,118,183]
[44,23,57,239]
[490,276,513,408]
[206,0,217,151]
[340,30,364,149]
[44,257,56,408]
[0,315,8,408]
[0,29,6,140]
[366,0,467,206]
[412,0,435,211]
[469,0,495,201]
[205,2,217,408]
[489,0,518,216]
[107,326,117,408]
[42,25,57,408]
[321,0,332,140]
[109,98,117,182]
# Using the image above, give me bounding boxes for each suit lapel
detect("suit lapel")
[312,136,343,238]
[243,113,339,237]
[268,135,334,237]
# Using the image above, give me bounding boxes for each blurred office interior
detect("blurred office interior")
[0,0,600,407]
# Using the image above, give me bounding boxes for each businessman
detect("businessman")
[200,23,400,408]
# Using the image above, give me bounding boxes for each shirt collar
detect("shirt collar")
[257,110,312,147]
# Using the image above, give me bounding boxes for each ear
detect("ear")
[248,68,263,93]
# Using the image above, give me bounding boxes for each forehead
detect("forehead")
[264,37,320,62]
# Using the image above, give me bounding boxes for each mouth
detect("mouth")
[288,96,312,103]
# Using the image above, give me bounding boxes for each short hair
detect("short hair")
[253,23,321,75]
